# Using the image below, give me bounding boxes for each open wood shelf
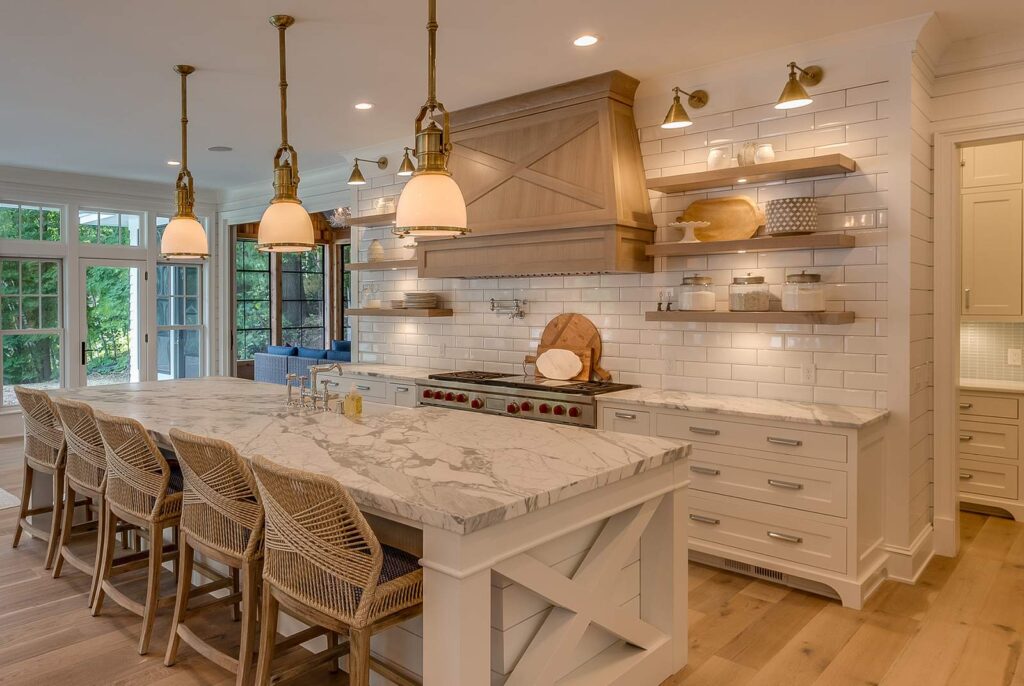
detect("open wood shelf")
[645,310,855,325]
[646,154,857,194]
[344,259,417,271]
[647,233,855,258]
[347,212,397,227]
[347,308,453,318]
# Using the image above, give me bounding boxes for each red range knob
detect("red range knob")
[506,403,520,414]
[521,401,533,411]
[445,392,455,401]
[456,393,468,403]
[422,389,434,399]
[568,406,581,418]
[553,405,566,416]
[471,398,483,409]
[538,403,551,414]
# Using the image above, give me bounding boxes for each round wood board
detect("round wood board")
[539,313,603,366]
[682,196,765,242]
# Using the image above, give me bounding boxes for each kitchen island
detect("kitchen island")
[52,377,690,686]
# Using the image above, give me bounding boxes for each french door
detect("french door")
[78,258,149,387]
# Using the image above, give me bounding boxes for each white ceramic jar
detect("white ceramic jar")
[782,271,825,312]
[755,143,776,164]
[677,275,716,311]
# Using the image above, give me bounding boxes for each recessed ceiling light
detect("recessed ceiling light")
[354,102,374,110]
[167,160,180,166]
[737,178,748,183]
[208,145,233,152]
[573,34,599,47]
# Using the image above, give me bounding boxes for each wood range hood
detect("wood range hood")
[416,70,655,278]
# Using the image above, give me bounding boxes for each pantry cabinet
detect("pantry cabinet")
[961,189,1023,318]
[958,390,1024,521]
[961,139,1023,189]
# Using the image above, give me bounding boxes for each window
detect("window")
[156,263,202,380]
[235,239,271,361]
[281,247,325,348]
[1,257,62,407]
[341,243,352,341]
[0,202,61,241]
[79,209,143,246]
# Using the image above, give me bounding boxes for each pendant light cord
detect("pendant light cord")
[426,0,437,112]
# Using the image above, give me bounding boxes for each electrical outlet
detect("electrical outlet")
[1009,348,1022,366]
[801,363,816,384]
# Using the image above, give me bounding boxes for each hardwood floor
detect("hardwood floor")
[0,436,1022,685]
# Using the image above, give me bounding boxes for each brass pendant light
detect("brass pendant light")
[397,147,417,176]
[160,65,209,259]
[660,86,708,129]
[347,156,389,185]
[394,0,468,238]
[775,62,823,110]
[258,15,314,253]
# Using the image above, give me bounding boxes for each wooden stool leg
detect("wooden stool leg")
[230,567,241,621]
[138,521,163,655]
[349,627,371,686]
[43,468,65,570]
[91,505,118,617]
[164,533,195,667]
[51,480,76,579]
[87,500,106,609]
[254,589,279,686]
[327,632,340,674]
[12,463,32,548]
[236,561,260,686]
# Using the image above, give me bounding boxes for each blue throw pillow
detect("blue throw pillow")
[331,339,351,353]
[267,345,297,356]
[324,350,351,362]
[296,346,327,359]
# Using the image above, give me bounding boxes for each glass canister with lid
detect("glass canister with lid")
[782,271,825,312]
[676,275,716,311]
[729,274,770,312]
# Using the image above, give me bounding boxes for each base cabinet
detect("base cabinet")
[599,402,887,609]
[959,390,1024,521]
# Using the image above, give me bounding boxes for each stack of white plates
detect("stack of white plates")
[404,292,439,309]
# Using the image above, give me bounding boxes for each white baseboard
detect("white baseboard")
[884,525,935,583]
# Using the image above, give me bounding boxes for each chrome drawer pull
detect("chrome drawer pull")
[355,385,372,391]
[959,402,973,410]
[394,386,410,392]
[767,531,803,544]
[689,426,721,436]
[689,514,720,525]
[768,479,804,490]
[766,436,803,447]
[959,472,974,480]
[690,465,721,476]
[959,434,973,442]
[614,412,637,420]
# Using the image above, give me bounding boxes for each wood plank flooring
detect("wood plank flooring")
[0,438,1022,685]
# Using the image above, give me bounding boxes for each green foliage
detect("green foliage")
[0,205,60,241]
[84,266,132,374]
[235,240,272,360]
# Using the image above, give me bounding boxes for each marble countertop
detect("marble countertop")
[53,378,688,535]
[960,377,1024,394]
[311,363,434,383]
[599,388,888,429]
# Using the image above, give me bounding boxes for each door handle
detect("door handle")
[80,341,97,365]
[689,465,721,476]
[614,412,637,420]
[689,426,721,436]
[959,434,973,442]
[767,531,803,544]
[964,288,971,310]
[355,385,371,391]
[768,479,805,490]
[689,514,720,525]
[767,436,803,447]
[394,386,410,392]
[959,472,974,480]
[959,402,973,410]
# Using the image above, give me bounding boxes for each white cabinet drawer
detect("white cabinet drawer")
[656,414,847,464]
[389,382,417,407]
[601,406,651,435]
[340,376,388,401]
[958,394,1018,420]
[687,450,847,517]
[958,420,1019,461]
[687,493,847,573]
[960,459,1019,500]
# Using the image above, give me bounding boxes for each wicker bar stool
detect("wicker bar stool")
[250,455,423,686]
[12,386,91,570]
[164,428,264,686]
[91,410,189,655]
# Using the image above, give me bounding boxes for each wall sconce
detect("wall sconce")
[347,156,388,185]
[661,86,709,129]
[397,147,416,176]
[775,62,823,110]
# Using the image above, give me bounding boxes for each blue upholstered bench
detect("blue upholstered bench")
[253,340,351,384]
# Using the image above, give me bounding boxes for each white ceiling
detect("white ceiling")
[2,0,1022,190]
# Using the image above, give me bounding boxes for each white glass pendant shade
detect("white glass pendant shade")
[258,200,314,252]
[395,171,467,236]
[161,216,208,258]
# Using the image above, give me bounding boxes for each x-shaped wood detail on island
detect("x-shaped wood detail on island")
[492,497,668,685]
[453,115,606,209]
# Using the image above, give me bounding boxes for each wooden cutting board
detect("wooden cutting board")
[681,197,765,241]
[525,313,611,381]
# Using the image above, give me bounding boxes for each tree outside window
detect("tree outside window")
[1,257,62,407]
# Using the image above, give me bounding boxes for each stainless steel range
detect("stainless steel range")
[417,371,636,428]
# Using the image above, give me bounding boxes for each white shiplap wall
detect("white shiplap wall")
[354,85,892,409]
